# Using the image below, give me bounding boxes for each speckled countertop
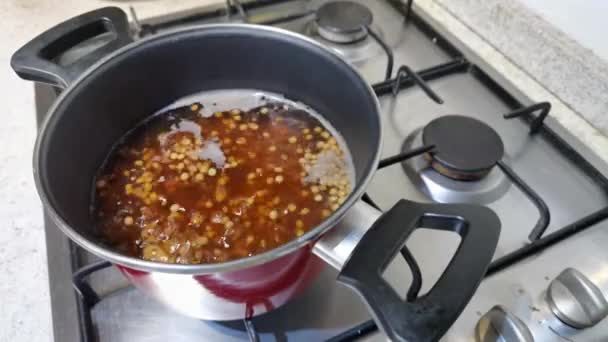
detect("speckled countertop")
[418,0,608,153]
[1,0,607,341]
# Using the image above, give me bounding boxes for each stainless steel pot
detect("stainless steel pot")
[12,7,501,341]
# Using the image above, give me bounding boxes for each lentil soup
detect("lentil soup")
[93,90,354,264]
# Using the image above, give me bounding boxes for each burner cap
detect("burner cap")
[422,115,504,180]
[316,1,373,43]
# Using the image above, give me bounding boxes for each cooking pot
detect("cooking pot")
[12,8,500,341]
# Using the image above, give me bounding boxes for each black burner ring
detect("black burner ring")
[315,1,373,43]
[422,115,504,180]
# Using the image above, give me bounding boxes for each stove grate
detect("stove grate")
[503,102,551,134]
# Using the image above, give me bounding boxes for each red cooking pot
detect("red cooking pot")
[11,8,500,341]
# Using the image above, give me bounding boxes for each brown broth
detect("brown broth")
[93,91,353,264]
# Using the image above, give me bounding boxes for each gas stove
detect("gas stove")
[36,1,608,341]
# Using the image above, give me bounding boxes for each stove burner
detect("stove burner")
[315,1,373,43]
[422,115,504,181]
[401,131,510,205]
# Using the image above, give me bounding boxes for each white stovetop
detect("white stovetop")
[1,1,607,341]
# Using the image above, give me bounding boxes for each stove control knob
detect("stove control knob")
[547,268,608,328]
[475,305,534,342]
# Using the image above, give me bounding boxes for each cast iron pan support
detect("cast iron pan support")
[378,145,436,169]
[404,0,414,23]
[72,260,112,342]
[226,0,248,22]
[392,65,444,104]
[501,102,553,240]
[367,27,394,81]
[496,160,551,241]
[503,102,551,135]
[338,200,500,342]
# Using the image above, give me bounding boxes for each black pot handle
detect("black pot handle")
[338,199,500,342]
[11,7,132,89]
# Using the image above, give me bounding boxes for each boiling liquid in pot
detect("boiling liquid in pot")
[93,90,354,264]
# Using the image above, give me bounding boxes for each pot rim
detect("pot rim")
[33,23,383,274]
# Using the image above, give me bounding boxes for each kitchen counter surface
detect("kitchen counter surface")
[414,0,608,161]
[1,1,607,341]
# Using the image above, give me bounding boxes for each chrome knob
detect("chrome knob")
[547,268,608,329]
[475,305,534,342]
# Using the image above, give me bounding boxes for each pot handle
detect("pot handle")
[11,7,132,89]
[337,199,500,342]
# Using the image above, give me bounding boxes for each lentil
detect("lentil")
[93,99,353,264]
